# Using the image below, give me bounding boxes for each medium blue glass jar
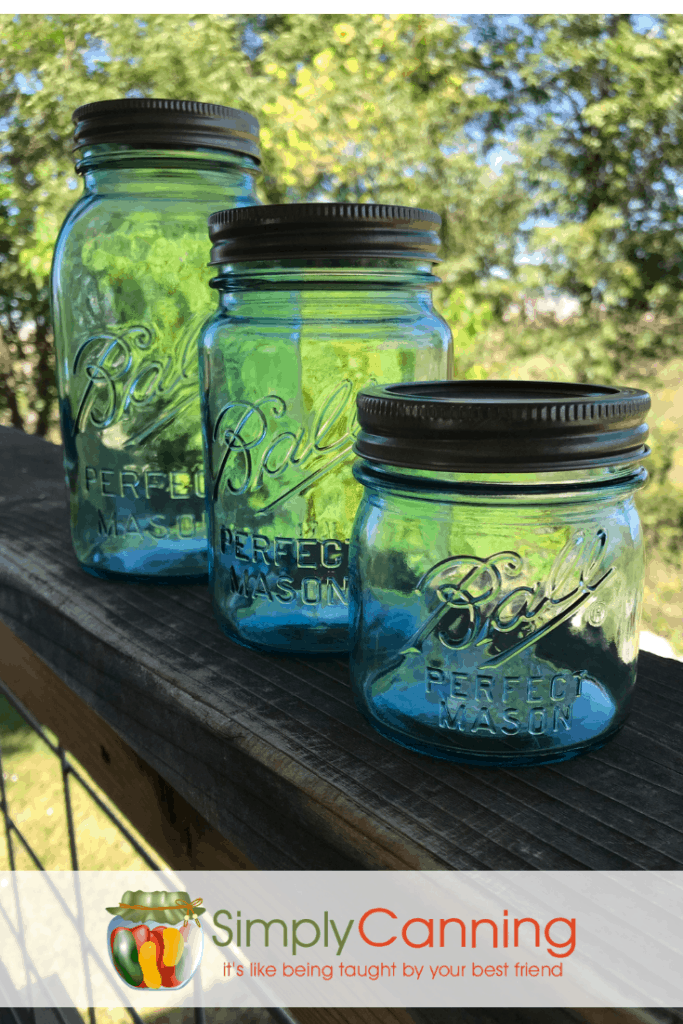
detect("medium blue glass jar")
[51,98,260,582]
[350,381,651,766]
[199,204,452,653]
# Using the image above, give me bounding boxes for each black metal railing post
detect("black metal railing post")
[0,740,15,872]
[58,747,79,873]
[0,675,302,1024]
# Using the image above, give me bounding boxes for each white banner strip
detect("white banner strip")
[1,871,683,1008]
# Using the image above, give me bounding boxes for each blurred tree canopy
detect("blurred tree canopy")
[0,12,522,434]
[3,12,683,430]
[1,12,682,644]
[465,13,683,384]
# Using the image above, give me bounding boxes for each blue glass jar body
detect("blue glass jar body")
[51,145,260,582]
[350,460,647,766]
[200,261,452,653]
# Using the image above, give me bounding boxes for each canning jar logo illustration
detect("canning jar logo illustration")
[106,889,205,990]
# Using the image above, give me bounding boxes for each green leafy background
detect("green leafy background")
[1,13,682,650]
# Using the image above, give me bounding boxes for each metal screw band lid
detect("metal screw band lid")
[207,203,442,263]
[355,380,651,471]
[72,97,260,161]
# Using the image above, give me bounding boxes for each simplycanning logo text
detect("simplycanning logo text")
[211,906,576,958]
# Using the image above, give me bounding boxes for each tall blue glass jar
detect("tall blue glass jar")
[199,204,453,653]
[350,381,651,766]
[51,99,260,582]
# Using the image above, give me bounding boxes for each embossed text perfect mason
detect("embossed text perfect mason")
[199,203,452,653]
[51,98,261,581]
[350,380,651,766]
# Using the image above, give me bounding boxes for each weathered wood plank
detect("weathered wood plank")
[407,1011,673,1024]
[0,426,682,870]
[289,1009,415,1024]
[0,620,254,870]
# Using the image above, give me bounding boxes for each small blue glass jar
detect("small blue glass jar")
[350,381,651,766]
[199,204,452,653]
[51,98,260,582]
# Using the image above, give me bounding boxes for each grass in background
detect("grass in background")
[0,692,166,871]
[642,562,683,657]
[449,322,683,658]
[137,1012,270,1024]
[1,697,270,1024]
[71,1011,270,1024]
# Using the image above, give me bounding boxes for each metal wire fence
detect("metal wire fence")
[0,678,160,876]
[0,678,296,1024]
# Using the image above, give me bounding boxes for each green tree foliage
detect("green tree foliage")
[467,13,683,381]
[0,13,525,433]
[463,14,683,612]
[1,14,682,643]
[4,13,683,415]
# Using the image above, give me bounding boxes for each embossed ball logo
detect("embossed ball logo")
[71,323,200,444]
[106,890,204,990]
[210,379,358,511]
[399,527,613,669]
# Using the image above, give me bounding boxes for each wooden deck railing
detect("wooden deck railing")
[1,425,682,1024]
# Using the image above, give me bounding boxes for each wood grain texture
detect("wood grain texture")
[0,426,682,870]
[572,1011,683,1024]
[289,1009,415,1024]
[0,620,254,870]
[407,1011,675,1024]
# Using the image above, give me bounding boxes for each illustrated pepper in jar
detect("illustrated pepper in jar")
[106,889,204,989]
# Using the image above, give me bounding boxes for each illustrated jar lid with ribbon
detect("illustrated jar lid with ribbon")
[106,890,205,990]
